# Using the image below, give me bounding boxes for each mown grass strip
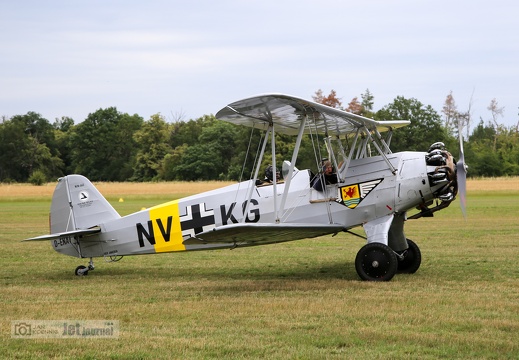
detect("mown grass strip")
[1,179,517,359]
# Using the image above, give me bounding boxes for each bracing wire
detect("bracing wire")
[234,125,264,205]
[238,125,257,183]
[308,113,323,176]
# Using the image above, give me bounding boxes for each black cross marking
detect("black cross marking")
[180,203,215,237]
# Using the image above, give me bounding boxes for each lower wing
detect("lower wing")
[183,223,344,246]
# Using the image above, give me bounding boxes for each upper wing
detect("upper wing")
[215,93,410,136]
[23,227,101,242]
[183,222,344,246]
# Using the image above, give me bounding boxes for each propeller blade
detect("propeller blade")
[456,159,467,218]
[456,125,467,218]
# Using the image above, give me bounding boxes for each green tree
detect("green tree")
[0,118,33,181]
[172,144,221,180]
[53,116,75,176]
[470,120,495,143]
[469,143,503,176]
[0,112,63,182]
[467,120,519,176]
[361,89,374,112]
[53,116,75,132]
[10,111,56,147]
[375,96,451,153]
[226,126,264,181]
[161,144,188,181]
[496,128,519,175]
[170,115,215,149]
[167,118,238,181]
[466,120,498,176]
[70,107,143,181]
[132,114,172,181]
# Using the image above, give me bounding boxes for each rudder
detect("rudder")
[50,175,120,233]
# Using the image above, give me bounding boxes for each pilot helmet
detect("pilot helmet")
[265,165,280,181]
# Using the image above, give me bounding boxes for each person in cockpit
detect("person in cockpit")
[312,160,338,191]
[256,165,280,186]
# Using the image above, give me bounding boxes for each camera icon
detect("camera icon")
[14,322,32,336]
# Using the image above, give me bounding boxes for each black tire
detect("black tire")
[397,239,422,274]
[355,242,398,281]
[75,265,88,276]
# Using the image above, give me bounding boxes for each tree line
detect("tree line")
[1,90,518,184]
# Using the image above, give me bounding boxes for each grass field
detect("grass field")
[1,179,518,359]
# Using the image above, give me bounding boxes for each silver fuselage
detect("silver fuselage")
[53,151,439,259]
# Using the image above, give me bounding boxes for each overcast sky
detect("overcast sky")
[1,0,518,128]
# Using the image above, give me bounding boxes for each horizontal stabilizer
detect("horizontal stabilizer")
[183,223,344,246]
[23,227,101,242]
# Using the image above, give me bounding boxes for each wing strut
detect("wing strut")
[339,128,360,177]
[373,127,392,154]
[362,126,397,174]
[324,136,340,184]
[334,135,348,181]
[357,135,369,159]
[271,124,279,222]
[279,113,307,219]
[242,126,271,223]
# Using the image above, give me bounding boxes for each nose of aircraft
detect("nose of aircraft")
[424,140,467,217]
[425,143,455,202]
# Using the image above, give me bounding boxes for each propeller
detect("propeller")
[456,124,468,218]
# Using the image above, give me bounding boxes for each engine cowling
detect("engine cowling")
[425,142,457,203]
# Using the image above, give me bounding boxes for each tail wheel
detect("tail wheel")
[397,239,422,274]
[355,242,398,281]
[75,265,88,276]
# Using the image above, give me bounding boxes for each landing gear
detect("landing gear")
[75,265,88,276]
[397,239,421,274]
[74,258,95,276]
[355,243,398,281]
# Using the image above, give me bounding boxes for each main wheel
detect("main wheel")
[355,242,398,281]
[75,265,88,276]
[397,239,421,274]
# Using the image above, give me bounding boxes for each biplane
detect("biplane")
[24,93,467,281]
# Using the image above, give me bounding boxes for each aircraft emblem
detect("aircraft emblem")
[338,179,383,208]
[180,203,215,238]
[79,191,89,201]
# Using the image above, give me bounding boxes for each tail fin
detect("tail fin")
[50,175,120,233]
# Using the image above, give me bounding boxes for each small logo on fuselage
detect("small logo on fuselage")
[337,179,383,208]
[79,191,89,202]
